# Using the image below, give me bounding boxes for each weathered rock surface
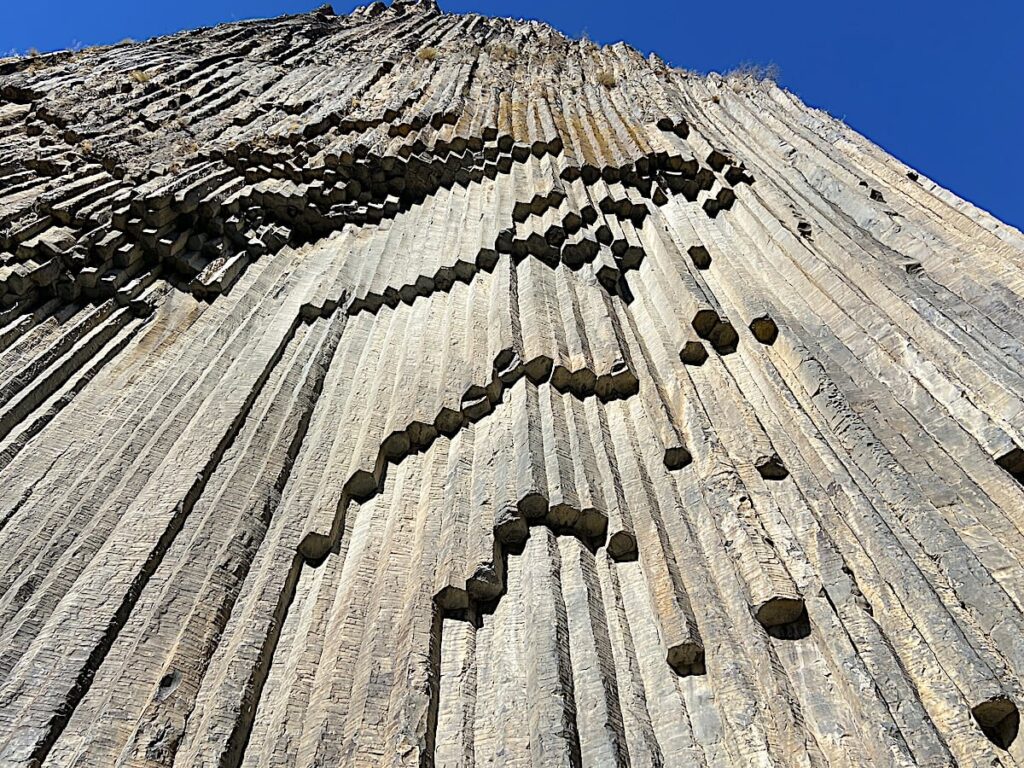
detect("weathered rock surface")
[0,1,1023,765]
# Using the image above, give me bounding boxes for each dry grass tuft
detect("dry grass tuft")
[490,42,517,62]
[417,46,438,62]
[128,69,152,84]
[24,48,48,71]
[724,62,780,83]
[596,69,616,88]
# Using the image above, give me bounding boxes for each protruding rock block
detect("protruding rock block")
[754,453,789,480]
[972,697,1020,750]
[749,314,778,345]
[663,446,693,470]
[687,244,712,269]
[996,446,1024,484]
[680,340,709,366]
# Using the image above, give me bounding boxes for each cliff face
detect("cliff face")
[0,1,1023,765]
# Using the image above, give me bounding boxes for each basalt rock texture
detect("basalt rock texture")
[1,1,1023,766]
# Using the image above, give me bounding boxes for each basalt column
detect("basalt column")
[1,1,1023,766]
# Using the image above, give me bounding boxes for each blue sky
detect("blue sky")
[3,0,1021,229]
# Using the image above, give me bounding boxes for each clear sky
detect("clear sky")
[2,0,1021,229]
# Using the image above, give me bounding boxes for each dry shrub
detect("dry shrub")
[490,42,517,62]
[417,47,438,62]
[725,62,780,83]
[596,68,616,88]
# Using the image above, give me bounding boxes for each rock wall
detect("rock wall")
[0,1,1023,765]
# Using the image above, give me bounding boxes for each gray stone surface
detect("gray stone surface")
[0,1,1023,765]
